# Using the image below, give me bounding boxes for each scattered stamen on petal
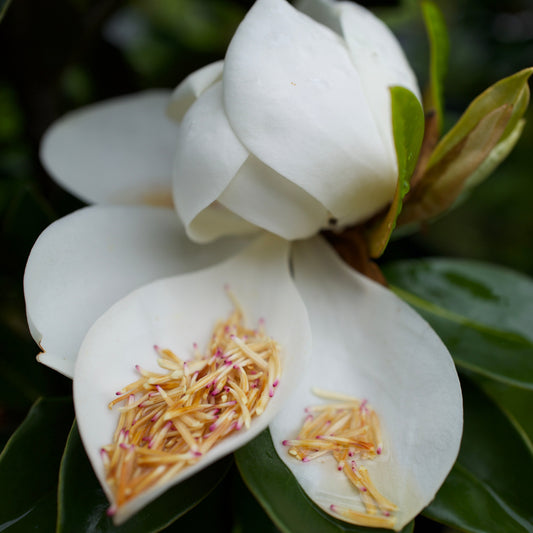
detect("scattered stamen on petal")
[285,390,396,529]
[103,291,281,510]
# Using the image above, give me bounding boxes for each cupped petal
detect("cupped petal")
[297,0,420,164]
[73,235,311,524]
[173,81,257,242]
[338,1,421,163]
[270,237,463,530]
[24,205,249,378]
[218,155,330,240]
[41,91,177,206]
[167,60,224,122]
[223,0,396,224]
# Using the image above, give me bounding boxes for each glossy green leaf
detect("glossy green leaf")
[424,379,533,532]
[464,373,533,454]
[0,397,74,531]
[421,1,449,133]
[58,421,233,533]
[384,258,533,390]
[384,256,533,488]
[232,469,280,533]
[429,67,532,168]
[367,86,424,258]
[235,429,414,533]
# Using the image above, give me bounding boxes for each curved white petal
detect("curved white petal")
[173,82,251,240]
[40,91,177,205]
[187,202,260,243]
[223,0,396,223]
[339,1,420,163]
[73,235,311,524]
[167,61,224,122]
[270,237,463,530]
[218,155,330,240]
[24,205,249,378]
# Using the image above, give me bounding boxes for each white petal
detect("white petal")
[223,0,396,224]
[73,235,311,524]
[24,205,249,378]
[167,61,224,122]
[40,91,178,205]
[270,237,462,530]
[218,155,330,240]
[187,202,260,244]
[172,82,252,241]
[339,1,421,162]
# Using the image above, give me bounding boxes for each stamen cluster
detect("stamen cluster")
[102,300,281,512]
[283,388,397,529]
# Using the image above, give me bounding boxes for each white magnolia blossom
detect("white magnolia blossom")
[26,0,461,529]
[169,0,420,242]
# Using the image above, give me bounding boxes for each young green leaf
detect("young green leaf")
[398,103,513,224]
[421,1,449,134]
[0,397,74,532]
[429,67,532,168]
[462,118,525,193]
[235,429,415,533]
[424,379,533,532]
[57,422,233,533]
[367,86,424,258]
[398,68,532,226]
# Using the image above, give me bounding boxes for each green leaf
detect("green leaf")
[462,118,525,192]
[424,379,533,532]
[384,258,533,389]
[398,103,513,225]
[464,373,533,454]
[399,68,532,225]
[384,256,533,464]
[235,429,414,533]
[232,469,280,533]
[421,1,449,134]
[58,421,233,533]
[367,86,424,258]
[0,397,74,531]
[429,67,532,168]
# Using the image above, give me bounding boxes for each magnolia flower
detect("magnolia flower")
[25,0,462,529]
[169,0,420,243]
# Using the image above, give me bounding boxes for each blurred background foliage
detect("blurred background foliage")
[0,0,532,529]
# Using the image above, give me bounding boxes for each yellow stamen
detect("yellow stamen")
[285,390,396,529]
[103,294,281,511]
